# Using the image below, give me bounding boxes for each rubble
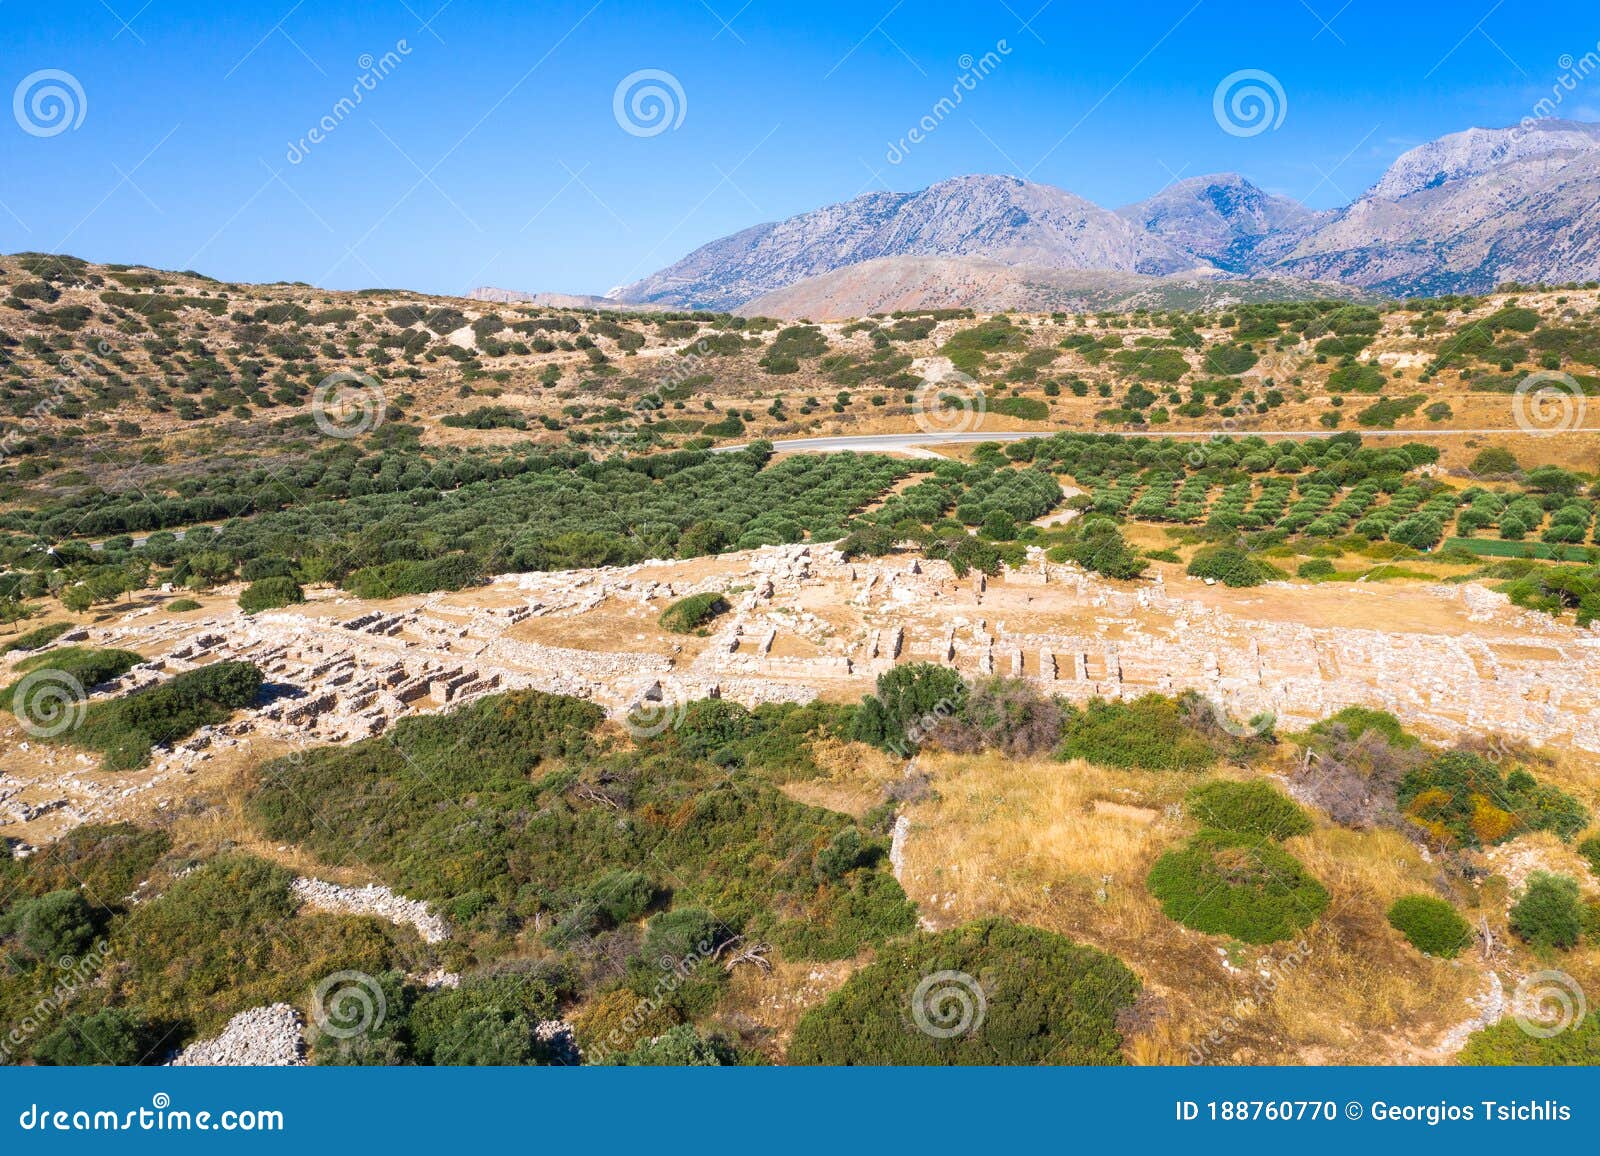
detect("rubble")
[291,877,451,943]
[168,1004,306,1066]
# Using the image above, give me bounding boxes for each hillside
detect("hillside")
[2,250,1600,1071]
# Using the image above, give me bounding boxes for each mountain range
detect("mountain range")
[474,120,1600,317]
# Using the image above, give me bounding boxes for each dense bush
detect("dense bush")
[602,1023,740,1066]
[1186,545,1280,587]
[3,647,143,708]
[2,822,170,908]
[1056,695,1223,772]
[3,888,98,960]
[1580,835,1600,880]
[2,621,71,654]
[850,663,968,755]
[33,1008,151,1066]
[248,690,914,962]
[788,919,1139,1065]
[238,575,304,613]
[1046,519,1145,580]
[658,592,729,633]
[344,554,481,599]
[71,660,264,769]
[108,853,403,1037]
[1146,829,1329,943]
[1308,707,1418,749]
[1460,1011,1599,1065]
[1398,751,1588,848]
[1386,895,1473,957]
[1508,872,1584,949]
[406,972,564,1065]
[931,677,1062,758]
[1187,780,1313,839]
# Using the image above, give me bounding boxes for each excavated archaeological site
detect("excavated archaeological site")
[4,544,1598,843]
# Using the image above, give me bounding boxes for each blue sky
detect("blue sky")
[2,0,1598,296]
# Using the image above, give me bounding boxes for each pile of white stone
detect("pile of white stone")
[168,1004,306,1066]
[291,876,450,944]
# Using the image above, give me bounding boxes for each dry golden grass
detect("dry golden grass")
[881,749,1495,1065]
[714,954,864,1059]
[779,737,905,818]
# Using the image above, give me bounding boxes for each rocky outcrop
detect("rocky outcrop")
[1119,173,1326,272]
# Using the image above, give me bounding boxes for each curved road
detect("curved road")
[718,425,1592,456]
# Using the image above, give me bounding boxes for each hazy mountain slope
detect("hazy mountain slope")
[737,255,1369,319]
[1275,122,1600,294]
[1118,173,1327,272]
[611,175,1200,310]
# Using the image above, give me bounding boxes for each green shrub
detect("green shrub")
[238,576,304,614]
[1146,829,1329,944]
[585,869,657,926]
[7,888,97,960]
[989,396,1050,421]
[3,647,142,709]
[788,919,1139,1065]
[165,598,202,612]
[1579,835,1600,880]
[1508,872,1584,949]
[603,1023,740,1066]
[33,1008,150,1066]
[1308,706,1418,749]
[850,663,968,754]
[658,592,729,634]
[1186,545,1280,587]
[71,661,264,770]
[345,554,481,599]
[1187,780,1312,839]
[1460,1013,1598,1065]
[1057,695,1221,772]
[107,853,402,1037]
[3,822,170,909]
[2,621,71,654]
[1386,895,1473,957]
[1297,558,1336,579]
[408,972,563,1065]
[247,690,913,962]
[1398,751,1589,848]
